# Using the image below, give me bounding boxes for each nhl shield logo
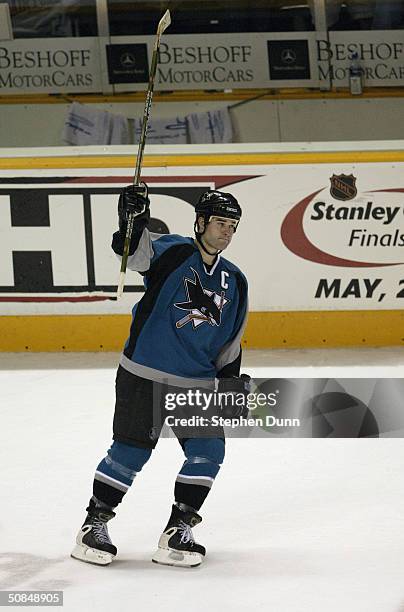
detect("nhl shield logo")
[330,174,357,201]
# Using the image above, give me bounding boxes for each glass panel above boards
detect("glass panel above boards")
[107,0,315,36]
[326,0,404,30]
[6,0,98,38]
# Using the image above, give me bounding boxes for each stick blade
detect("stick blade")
[158,9,171,34]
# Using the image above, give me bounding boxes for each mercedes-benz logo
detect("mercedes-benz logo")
[281,49,296,64]
[120,52,136,68]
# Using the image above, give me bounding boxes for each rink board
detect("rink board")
[0,145,403,349]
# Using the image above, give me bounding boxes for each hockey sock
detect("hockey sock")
[174,438,225,511]
[90,496,115,510]
[93,441,152,508]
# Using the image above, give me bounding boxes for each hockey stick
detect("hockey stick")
[176,313,211,329]
[116,8,171,299]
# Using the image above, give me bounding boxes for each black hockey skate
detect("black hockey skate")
[71,500,117,566]
[152,504,206,568]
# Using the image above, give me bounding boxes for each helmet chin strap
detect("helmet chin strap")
[196,232,221,256]
[194,218,221,256]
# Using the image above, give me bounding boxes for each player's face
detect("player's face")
[201,216,238,251]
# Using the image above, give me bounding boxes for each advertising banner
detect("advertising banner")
[1,31,404,94]
[0,157,404,315]
[0,37,103,93]
[0,30,404,94]
[108,31,319,91]
[0,32,319,94]
[319,30,404,87]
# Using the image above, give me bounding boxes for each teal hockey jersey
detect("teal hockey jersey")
[113,228,248,389]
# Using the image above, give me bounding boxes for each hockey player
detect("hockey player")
[71,185,249,568]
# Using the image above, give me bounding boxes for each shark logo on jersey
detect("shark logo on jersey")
[174,268,230,329]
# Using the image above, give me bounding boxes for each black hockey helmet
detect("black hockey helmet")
[194,190,242,233]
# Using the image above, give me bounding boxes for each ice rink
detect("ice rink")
[1,348,404,612]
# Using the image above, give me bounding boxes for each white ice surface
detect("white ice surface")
[0,349,404,612]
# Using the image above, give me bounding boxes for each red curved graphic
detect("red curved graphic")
[65,175,259,188]
[280,189,403,268]
[369,188,404,193]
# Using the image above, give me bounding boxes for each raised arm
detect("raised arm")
[111,184,153,273]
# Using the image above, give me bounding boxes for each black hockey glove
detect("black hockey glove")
[217,374,251,419]
[118,183,150,228]
[113,183,150,256]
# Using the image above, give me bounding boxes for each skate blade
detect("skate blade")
[151,547,203,568]
[71,544,115,566]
